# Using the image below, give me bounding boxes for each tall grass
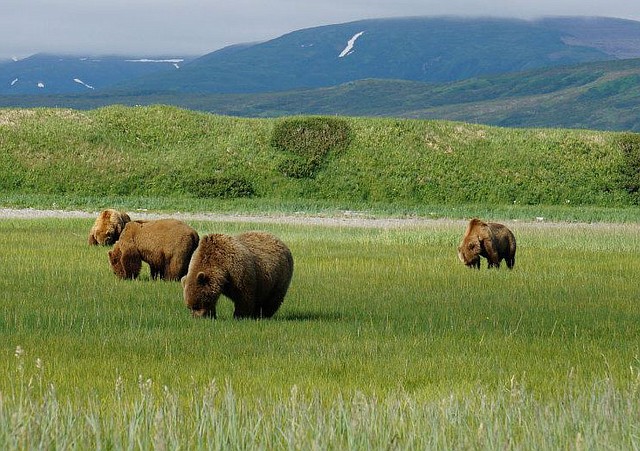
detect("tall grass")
[2,366,639,449]
[1,217,639,447]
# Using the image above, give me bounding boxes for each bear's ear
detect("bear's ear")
[196,272,208,285]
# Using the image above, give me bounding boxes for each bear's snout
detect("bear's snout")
[191,308,214,319]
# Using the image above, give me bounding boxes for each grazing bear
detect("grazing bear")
[108,219,199,281]
[88,209,131,245]
[457,218,516,269]
[182,231,294,319]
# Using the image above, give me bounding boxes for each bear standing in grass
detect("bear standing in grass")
[457,218,516,269]
[108,219,199,281]
[182,231,294,319]
[88,209,131,245]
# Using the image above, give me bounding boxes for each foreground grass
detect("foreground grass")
[0,217,639,448]
[2,373,638,449]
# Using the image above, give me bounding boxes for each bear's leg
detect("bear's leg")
[166,257,189,281]
[259,287,288,318]
[232,294,258,319]
[233,304,256,319]
[146,261,161,279]
[259,296,284,318]
[506,256,515,269]
[122,251,142,279]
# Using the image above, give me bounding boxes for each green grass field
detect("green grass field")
[2,105,640,447]
[1,216,639,449]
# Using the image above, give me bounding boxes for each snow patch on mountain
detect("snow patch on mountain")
[11,78,18,86]
[126,59,184,63]
[126,58,184,69]
[339,31,364,58]
[37,82,44,88]
[74,78,94,89]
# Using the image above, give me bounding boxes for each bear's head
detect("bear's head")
[182,234,234,318]
[98,223,122,246]
[93,210,130,245]
[458,237,481,269]
[181,270,226,318]
[108,245,126,278]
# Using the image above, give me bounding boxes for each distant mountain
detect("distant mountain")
[108,16,640,94]
[0,54,195,94]
[3,16,640,131]
[5,57,640,131]
[4,16,640,97]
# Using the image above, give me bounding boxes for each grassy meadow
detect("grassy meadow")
[1,216,639,449]
[1,105,640,447]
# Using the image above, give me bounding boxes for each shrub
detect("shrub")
[277,156,320,179]
[270,117,353,178]
[618,133,640,202]
[190,175,255,199]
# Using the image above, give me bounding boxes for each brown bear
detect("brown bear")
[181,231,294,319]
[457,218,516,269]
[108,219,199,281]
[88,209,131,245]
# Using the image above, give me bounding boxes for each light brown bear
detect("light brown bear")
[457,218,516,269]
[88,209,131,245]
[108,219,199,281]
[182,231,294,319]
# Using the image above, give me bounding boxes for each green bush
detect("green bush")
[271,116,353,178]
[618,133,640,202]
[277,156,320,179]
[190,175,255,199]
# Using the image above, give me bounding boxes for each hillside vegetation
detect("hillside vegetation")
[1,105,638,212]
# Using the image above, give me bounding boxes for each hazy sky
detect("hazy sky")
[1,0,639,60]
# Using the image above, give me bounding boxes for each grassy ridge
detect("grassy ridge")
[1,218,639,448]
[0,105,636,212]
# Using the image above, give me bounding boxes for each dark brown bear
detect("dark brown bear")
[457,218,516,269]
[108,219,199,280]
[88,209,131,245]
[182,231,294,319]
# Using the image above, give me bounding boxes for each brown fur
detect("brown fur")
[457,218,516,269]
[88,209,131,245]
[108,219,199,280]
[182,231,294,319]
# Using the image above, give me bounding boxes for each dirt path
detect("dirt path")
[0,207,636,231]
[0,207,467,229]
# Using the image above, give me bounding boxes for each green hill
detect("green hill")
[1,106,638,217]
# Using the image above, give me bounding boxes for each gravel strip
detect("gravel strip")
[0,207,636,230]
[0,207,465,229]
